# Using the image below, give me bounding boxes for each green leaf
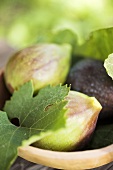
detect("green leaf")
[75,27,113,60]
[36,29,78,53]
[0,111,30,170]
[104,53,113,79]
[1,82,69,170]
[88,124,113,149]
[52,29,78,48]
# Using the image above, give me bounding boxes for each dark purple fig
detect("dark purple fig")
[66,59,113,120]
[0,70,11,110]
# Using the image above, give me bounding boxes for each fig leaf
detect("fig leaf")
[0,82,69,170]
[88,123,113,149]
[104,53,113,80]
[75,27,113,60]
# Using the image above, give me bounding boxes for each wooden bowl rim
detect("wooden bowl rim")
[18,144,113,169]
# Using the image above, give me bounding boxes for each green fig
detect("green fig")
[33,91,102,151]
[4,43,71,93]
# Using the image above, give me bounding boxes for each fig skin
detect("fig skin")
[66,59,113,120]
[33,90,102,151]
[4,43,71,94]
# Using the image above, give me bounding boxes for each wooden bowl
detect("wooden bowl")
[0,69,113,170]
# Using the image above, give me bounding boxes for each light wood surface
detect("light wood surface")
[18,144,113,170]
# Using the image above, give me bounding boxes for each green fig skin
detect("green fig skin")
[4,43,72,93]
[33,91,102,151]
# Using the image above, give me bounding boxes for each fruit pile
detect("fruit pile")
[1,41,113,170]
[4,43,104,151]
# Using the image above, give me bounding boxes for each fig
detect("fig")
[33,90,102,151]
[0,70,11,110]
[66,59,113,120]
[4,43,71,93]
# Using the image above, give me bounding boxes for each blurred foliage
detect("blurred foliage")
[0,0,113,48]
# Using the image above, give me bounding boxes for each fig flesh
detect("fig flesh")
[67,59,113,120]
[4,43,71,93]
[33,90,102,151]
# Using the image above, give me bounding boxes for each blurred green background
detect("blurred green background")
[0,0,113,48]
